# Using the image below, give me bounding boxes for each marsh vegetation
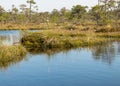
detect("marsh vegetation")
[0,45,27,69]
[21,28,120,51]
[0,0,120,85]
[0,0,119,30]
[0,0,120,63]
[0,0,120,53]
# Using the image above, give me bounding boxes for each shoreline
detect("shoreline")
[21,29,120,52]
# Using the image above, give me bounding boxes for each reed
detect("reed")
[0,45,27,69]
[21,29,119,51]
[0,45,27,62]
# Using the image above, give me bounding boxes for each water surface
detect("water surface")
[0,30,120,86]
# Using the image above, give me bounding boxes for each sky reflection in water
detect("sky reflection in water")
[0,30,120,86]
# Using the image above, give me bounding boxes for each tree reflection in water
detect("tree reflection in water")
[0,31,20,45]
[91,42,120,64]
[28,47,77,61]
[0,41,120,69]
[29,42,120,64]
[116,42,120,54]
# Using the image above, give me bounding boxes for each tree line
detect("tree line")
[0,0,120,26]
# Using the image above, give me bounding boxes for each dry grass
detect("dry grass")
[21,28,119,51]
[0,22,119,31]
[0,45,27,69]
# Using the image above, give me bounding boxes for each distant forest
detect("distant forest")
[0,0,120,26]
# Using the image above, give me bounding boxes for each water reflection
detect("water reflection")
[0,30,20,45]
[0,30,40,45]
[115,42,120,54]
[29,42,120,64]
[91,42,120,64]
[0,35,20,45]
[28,48,76,60]
[0,55,27,70]
[1,30,120,69]
[0,41,120,69]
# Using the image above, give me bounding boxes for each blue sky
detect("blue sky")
[0,0,98,12]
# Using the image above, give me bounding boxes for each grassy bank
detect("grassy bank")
[0,23,48,30]
[21,29,120,51]
[0,22,119,31]
[0,45,27,69]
